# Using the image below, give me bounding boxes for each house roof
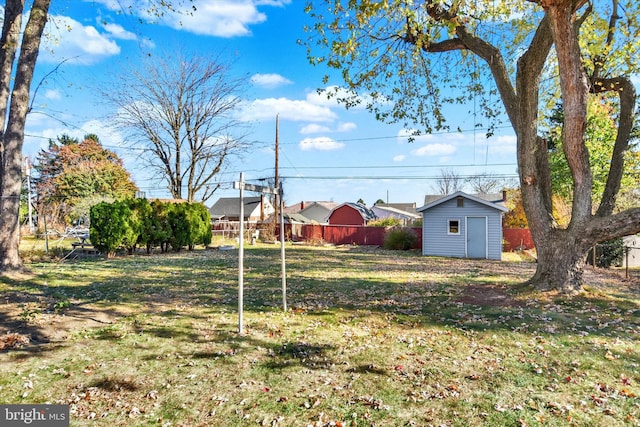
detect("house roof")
[331,202,377,221]
[373,202,418,215]
[285,201,338,214]
[300,201,339,212]
[371,205,421,219]
[417,191,509,213]
[284,213,313,223]
[209,196,264,218]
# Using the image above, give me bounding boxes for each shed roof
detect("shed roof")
[417,191,509,213]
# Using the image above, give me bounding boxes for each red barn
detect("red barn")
[327,202,377,226]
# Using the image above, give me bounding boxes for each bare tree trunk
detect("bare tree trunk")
[0,0,51,273]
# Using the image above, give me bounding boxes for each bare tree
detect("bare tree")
[466,172,516,195]
[105,53,250,202]
[432,168,463,195]
[0,0,192,274]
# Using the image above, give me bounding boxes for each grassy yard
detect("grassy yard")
[1,244,639,426]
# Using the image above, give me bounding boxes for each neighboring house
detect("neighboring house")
[208,196,274,222]
[417,191,508,260]
[373,202,418,215]
[622,234,640,268]
[371,205,421,225]
[327,202,377,226]
[297,201,339,224]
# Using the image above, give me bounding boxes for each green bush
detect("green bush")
[168,203,190,251]
[587,238,624,268]
[189,203,212,247]
[149,200,172,252]
[369,217,402,227]
[383,227,418,250]
[90,199,212,254]
[90,201,137,257]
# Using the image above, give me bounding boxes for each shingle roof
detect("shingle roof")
[208,197,262,218]
[332,202,377,221]
[418,191,508,213]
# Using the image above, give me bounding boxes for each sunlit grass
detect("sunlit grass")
[1,244,638,426]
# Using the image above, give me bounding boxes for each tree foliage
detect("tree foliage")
[34,134,138,227]
[0,0,190,273]
[90,199,211,256]
[104,53,250,203]
[546,97,640,210]
[304,0,640,292]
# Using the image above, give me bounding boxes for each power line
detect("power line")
[279,173,519,181]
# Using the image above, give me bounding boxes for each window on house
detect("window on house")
[456,196,464,207]
[448,219,460,234]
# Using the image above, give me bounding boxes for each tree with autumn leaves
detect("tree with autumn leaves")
[0,0,189,274]
[33,134,137,229]
[304,0,640,293]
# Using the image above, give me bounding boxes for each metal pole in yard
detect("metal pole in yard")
[279,184,287,311]
[238,173,245,334]
[625,246,630,279]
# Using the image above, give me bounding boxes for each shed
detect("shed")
[417,191,508,260]
[622,234,640,268]
[327,202,377,225]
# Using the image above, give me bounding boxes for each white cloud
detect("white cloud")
[492,134,517,150]
[412,143,457,157]
[237,98,337,122]
[102,22,137,40]
[299,137,345,151]
[44,89,62,100]
[251,73,293,88]
[393,154,406,162]
[336,122,357,132]
[41,15,120,64]
[91,0,292,38]
[300,121,356,134]
[300,123,331,134]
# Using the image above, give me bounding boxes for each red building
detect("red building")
[327,202,377,226]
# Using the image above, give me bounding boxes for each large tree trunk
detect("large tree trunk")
[0,0,51,274]
[527,228,590,293]
[399,0,640,293]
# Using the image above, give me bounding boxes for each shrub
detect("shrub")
[369,217,402,227]
[587,238,624,268]
[383,227,418,250]
[90,201,137,257]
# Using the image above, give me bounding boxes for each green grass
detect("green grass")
[1,244,639,426]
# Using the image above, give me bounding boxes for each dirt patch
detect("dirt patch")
[0,293,122,349]
[458,283,524,307]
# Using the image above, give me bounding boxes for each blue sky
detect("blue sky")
[23,0,520,208]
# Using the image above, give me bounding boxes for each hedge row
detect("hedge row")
[90,199,212,257]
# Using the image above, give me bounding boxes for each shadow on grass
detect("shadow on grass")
[2,246,639,362]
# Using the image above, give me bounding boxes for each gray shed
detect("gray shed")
[417,191,508,260]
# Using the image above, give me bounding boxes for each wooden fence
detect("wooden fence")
[216,221,533,252]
